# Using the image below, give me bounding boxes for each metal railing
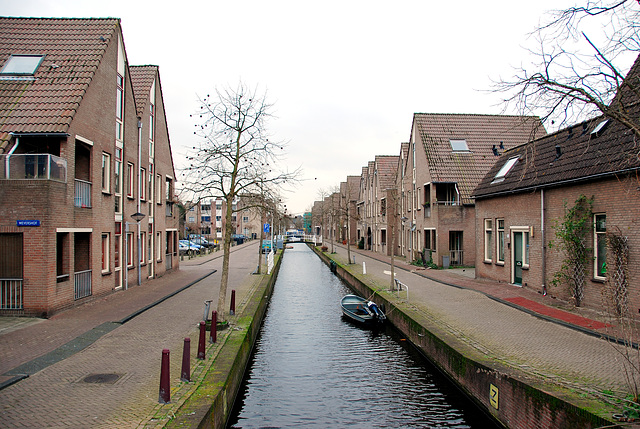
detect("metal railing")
[0,154,67,182]
[449,250,464,266]
[1,279,23,309]
[165,202,173,217]
[165,253,173,270]
[74,179,92,208]
[74,269,92,300]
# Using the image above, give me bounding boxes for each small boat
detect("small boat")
[341,294,386,325]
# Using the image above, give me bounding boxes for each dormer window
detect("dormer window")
[0,54,44,76]
[590,119,609,136]
[450,139,469,152]
[492,156,519,184]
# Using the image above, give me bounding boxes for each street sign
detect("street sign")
[17,220,40,227]
[264,223,270,233]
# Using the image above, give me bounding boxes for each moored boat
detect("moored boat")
[341,294,386,326]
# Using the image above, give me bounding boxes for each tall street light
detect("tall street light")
[131,211,146,286]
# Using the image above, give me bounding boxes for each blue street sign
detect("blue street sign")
[17,220,40,227]
[264,223,270,233]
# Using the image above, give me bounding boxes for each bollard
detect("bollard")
[210,310,217,343]
[363,261,367,275]
[181,338,191,382]
[159,348,170,403]
[197,321,206,360]
[230,289,236,315]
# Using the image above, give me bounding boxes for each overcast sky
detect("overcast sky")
[3,0,589,214]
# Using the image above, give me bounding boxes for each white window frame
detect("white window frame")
[101,152,111,193]
[101,233,110,273]
[127,162,135,198]
[156,231,162,261]
[484,219,493,262]
[594,213,607,280]
[496,219,505,264]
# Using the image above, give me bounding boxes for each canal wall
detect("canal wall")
[311,246,613,429]
[166,252,283,429]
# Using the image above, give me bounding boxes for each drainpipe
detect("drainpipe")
[541,189,546,296]
[5,136,19,178]
[137,119,142,286]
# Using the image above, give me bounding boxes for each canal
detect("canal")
[228,244,498,428]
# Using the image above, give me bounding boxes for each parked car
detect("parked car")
[231,234,246,244]
[190,237,213,248]
[261,239,272,253]
[179,239,202,255]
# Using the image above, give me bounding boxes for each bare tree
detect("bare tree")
[494,0,640,138]
[181,82,298,321]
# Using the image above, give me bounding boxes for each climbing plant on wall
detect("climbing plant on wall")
[603,229,630,318]
[549,195,594,307]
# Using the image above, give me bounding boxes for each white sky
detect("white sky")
[2,0,589,214]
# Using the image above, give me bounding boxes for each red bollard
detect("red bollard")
[181,338,191,382]
[230,289,236,315]
[159,348,170,403]
[197,321,206,360]
[210,310,217,344]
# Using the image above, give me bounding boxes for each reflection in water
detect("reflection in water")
[229,244,497,428]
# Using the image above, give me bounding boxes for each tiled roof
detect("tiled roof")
[414,113,545,204]
[473,111,640,198]
[375,155,399,191]
[0,17,120,152]
[130,65,157,117]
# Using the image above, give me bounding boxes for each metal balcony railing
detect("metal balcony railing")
[0,154,67,182]
[449,250,464,266]
[74,179,92,208]
[74,269,92,300]
[1,279,23,309]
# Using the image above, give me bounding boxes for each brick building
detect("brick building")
[0,18,179,316]
[473,60,640,311]
[398,113,544,266]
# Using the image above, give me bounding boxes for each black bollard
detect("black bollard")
[210,310,217,343]
[197,321,206,360]
[230,289,236,315]
[181,338,191,382]
[159,348,170,403]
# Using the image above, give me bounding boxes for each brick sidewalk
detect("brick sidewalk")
[0,241,262,429]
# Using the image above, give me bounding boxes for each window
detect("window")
[149,102,155,157]
[165,177,173,201]
[594,214,607,279]
[127,163,134,198]
[243,216,249,223]
[140,232,146,264]
[127,232,134,267]
[148,225,153,264]
[1,55,43,75]
[156,174,162,204]
[156,231,162,261]
[189,216,195,223]
[424,229,436,251]
[492,156,519,183]
[101,152,111,193]
[101,233,110,273]
[484,219,493,262]
[140,168,146,201]
[591,120,609,136]
[450,139,469,152]
[116,74,124,141]
[497,219,505,263]
[148,164,153,202]
[56,232,69,282]
[115,222,121,269]
[115,148,122,213]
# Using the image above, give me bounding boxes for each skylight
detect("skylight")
[0,55,44,75]
[449,139,469,152]
[492,156,519,183]
[590,119,609,136]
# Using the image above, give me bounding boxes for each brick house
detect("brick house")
[338,175,360,246]
[0,18,179,316]
[398,113,545,266]
[357,155,399,255]
[473,80,640,311]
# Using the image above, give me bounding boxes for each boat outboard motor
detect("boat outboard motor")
[367,301,384,320]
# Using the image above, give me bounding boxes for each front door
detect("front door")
[513,231,523,285]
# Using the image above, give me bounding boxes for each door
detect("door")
[513,231,523,285]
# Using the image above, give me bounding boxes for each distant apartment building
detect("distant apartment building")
[0,18,179,316]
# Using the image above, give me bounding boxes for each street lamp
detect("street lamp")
[131,211,146,286]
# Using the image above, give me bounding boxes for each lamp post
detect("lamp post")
[131,211,146,286]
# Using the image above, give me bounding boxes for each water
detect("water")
[228,244,498,428]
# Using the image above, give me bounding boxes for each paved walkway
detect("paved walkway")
[326,243,639,412]
[0,241,264,428]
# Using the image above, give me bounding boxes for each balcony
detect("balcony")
[1,278,23,310]
[0,154,67,182]
[74,179,92,208]
[74,269,92,300]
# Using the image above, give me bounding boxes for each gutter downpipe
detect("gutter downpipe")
[5,137,19,178]
[137,119,143,286]
[541,188,547,296]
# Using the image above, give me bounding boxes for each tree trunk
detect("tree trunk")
[217,195,235,322]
